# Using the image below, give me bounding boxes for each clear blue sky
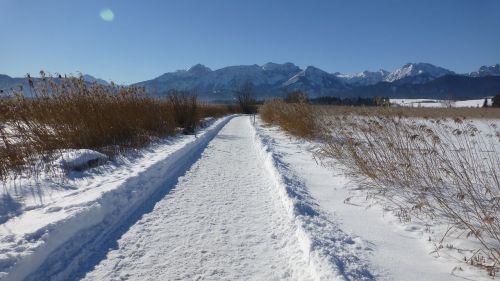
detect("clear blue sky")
[1,0,499,84]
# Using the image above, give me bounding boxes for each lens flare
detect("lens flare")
[99,8,114,22]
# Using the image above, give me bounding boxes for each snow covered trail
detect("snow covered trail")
[4,117,232,281]
[79,116,317,281]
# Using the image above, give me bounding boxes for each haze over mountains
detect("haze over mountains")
[2,63,500,101]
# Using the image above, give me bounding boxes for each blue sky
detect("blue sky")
[1,0,499,84]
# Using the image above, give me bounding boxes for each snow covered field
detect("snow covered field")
[255,117,497,281]
[390,98,492,108]
[0,115,496,280]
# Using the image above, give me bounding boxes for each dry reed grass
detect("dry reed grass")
[0,73,237,181]
[261,101,500,274]
[260,99,319,138]
[318,105,500,119]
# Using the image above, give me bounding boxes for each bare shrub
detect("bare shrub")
[235,80,257,114]
[285,91,308,103]
[168,90,198,134]
[493,95,500,108]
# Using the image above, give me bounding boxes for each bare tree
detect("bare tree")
[235,80,257,114]
[493,95,500,107]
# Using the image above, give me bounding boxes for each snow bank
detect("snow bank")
[56,149,108,171]
[199,117,215,128]
[250,117,374,281]
[0,116,234,281]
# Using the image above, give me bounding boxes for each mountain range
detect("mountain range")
[2,63,500,100]
[0,74,108,94]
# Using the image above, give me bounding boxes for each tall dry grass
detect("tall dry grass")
[0,73,236,181]
[318,105,500,119]
[261,101,500,274]
[260,99,319,138]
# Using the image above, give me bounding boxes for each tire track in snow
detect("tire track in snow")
[81,116,317,281]
[19,117,233,281]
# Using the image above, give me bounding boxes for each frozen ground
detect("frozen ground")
[0,115,494,280]
[390,98,492,108]
[255,118,495,281]
[0,117,230,280]
[82,116,318,281]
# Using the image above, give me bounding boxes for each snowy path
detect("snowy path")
[81,116,316,281]
[3,115,477,281]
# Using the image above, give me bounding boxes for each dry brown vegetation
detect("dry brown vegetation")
[0,73,237,181]
[261,99,500,274]
[260,99,319,138]
[318,105,500,119]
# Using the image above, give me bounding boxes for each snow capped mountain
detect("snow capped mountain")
[187,64,212,75]
[335,69,390,86]
[3,62,498,100]
[211,64,267,87]
[82,74,109,85]
[384,63,454,84]
[134,62,500,100]
[469,64,500,77]
[261,62,301,73]
[1,74,108,93]
[261,62,301,85]
[335,63,455,86]
[0,74,27,92]
[284,66,338,86]
[282,66,347,97]
[137,63,306,98]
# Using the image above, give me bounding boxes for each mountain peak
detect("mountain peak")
[261,62,299,73]
[385,62,453,83]
[82,74,109,85]
[304,65,327,74]
[335,69,390,86]
[188,64,212,74]
[470,64,500,77]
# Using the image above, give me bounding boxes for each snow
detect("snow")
[187,63,212,74]
[284,66,330,87]
[469,64,500,77]
[0,115,494,280]
[56,149,108,171]
[327,63,458,86]
[384,63,454,83]
[391,98,492,108]
[331,63,456,85]
[254,117,495,281]
[261,62,300,73]
[0,116,232,281]
[253,118,374,280]
[282,66,346,96]
[335,70,389,86]
[82,74,108,85]
[150,63,302,93]
[82,117,318,281]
